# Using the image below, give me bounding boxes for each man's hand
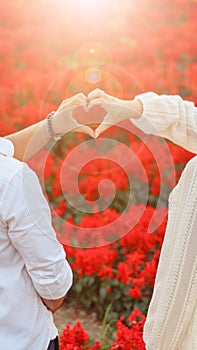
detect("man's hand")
[42,296,65,313]
[52,93,94,138]
[88,89,142,137]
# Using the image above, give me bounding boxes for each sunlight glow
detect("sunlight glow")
[67,0,109,16]
[72,0,106,7]
[84,67,102,84]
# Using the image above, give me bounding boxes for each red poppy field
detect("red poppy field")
[1,0,196,349]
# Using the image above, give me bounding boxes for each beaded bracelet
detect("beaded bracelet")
[46,111,61,141]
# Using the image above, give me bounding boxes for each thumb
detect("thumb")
[74,123,95,138]
[94,114,112,138]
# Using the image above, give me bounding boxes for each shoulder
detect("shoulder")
[0,156,23,183]
[181,156,197,184]
[185,155,197,171]
[0,156,37,181]
[0,156,39,201]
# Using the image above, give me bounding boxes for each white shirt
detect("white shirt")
[132,93,197,349]
[0,138,73,350]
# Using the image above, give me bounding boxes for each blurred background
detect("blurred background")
[1,0,196,348]
[1,0,197,132]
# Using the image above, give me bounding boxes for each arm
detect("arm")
[5,93,94,161]
[143,156,197,349]
[88,89,197,153]
[5,120,49,161]
[132,92,197,154]
[2,162,73,312]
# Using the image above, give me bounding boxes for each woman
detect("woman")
[88,89,197,350]
[5,93,94,160]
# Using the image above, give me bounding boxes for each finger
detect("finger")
[88,88,105,100]
[74,94,87,107]
[82,126,95,138]
[82,103,89,112]
[74,93,88,104]
[94,113,113,137]
[62,93,87,107]
[64,99,88,113]
[75,92,87,99]
[94,122,112,138]
[74,124,95,138]
[88,97,108,110]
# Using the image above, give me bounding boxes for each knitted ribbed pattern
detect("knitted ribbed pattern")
[133,92,197,154]
[143,155,197,350]
[131,93,197,349]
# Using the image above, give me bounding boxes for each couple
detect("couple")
[2,89,197,350]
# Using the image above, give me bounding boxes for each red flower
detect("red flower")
[60,322,102,349]
[97,266,114,280]
[111,310,146,350]
[116,262,131,284]
[60,322,89,348]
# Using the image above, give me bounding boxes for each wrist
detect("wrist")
[46,112,62,141]
[125,100,143,119]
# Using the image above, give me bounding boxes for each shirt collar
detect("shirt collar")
[0,137,14,157]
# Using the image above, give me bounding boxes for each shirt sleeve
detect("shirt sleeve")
[132,92,197,154]
[143,156,197,349]
[2,162,73,300]
[0,137,14,157]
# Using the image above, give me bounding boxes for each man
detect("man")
[0,137,72,350]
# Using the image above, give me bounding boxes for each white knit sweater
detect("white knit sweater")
[132,92,197,350]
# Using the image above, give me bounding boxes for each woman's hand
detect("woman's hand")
[52,93,94,138]
[88,89,143,137]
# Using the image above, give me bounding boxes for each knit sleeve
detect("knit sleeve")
[143,156,197,349]
[132,92,197,154]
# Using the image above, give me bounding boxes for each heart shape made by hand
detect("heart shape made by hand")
[72,103,106,134]
[52,89,141,139]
